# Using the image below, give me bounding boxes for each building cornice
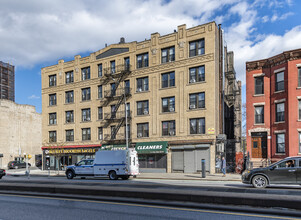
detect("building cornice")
[246,48,301,72]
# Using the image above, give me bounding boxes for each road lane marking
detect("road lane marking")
[0,193,298,220]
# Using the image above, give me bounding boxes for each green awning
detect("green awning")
[135,141,168,154]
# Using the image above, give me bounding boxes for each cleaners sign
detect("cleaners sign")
[135,141,168,154]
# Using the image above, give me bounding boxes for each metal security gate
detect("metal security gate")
[171,145,210,173]
[171,150,184,172]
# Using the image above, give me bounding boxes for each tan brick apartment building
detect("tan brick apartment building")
[41,21,231,173]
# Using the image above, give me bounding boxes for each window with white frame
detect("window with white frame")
[276,133,285,153]
[49,74,56,87]
[137,53,148,68]
[98,127,103,140]
[276,102,285,122]
[255,106,264,124]
[65,71,74,84]
[82,128,91,141]
[275,71,284,92]
[254,76,264,95]
[137,77,148,92]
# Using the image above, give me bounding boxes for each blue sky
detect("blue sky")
[1,0,301,113]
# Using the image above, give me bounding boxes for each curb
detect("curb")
[0,182,300,211]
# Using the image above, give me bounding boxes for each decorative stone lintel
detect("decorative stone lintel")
[248,127,270,136]
[274,98,286,103]
[253,73,265,77]
[274,130,286,134]
[274,67,285,73]
[253,102,265,106]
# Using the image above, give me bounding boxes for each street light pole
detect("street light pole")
[125,87,128,150]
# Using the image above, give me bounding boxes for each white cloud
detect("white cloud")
[271,12,294,22]
[28,95,40,100]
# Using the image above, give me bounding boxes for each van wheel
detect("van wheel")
[252,175,267,188]
[121,175,130,180]
[66,171,74,179]
[109,171,117,180]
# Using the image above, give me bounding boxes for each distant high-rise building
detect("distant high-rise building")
[0,61,15,101]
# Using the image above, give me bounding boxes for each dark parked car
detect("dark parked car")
[242,156,301,188]
[7,161,31,169]
[0,169,5,179]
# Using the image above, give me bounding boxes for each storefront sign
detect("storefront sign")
[135,141,168,154]
[101,145,127,151]
[45,148,99,155]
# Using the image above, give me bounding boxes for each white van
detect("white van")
[65,149,139,180]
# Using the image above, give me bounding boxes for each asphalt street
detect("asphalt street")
[0,193,297,220]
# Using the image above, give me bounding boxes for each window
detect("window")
[255,106,264,124]
[137,123,149,138]
[137,100,149,115]
[137,77,148,92]
[82,67,90,80]
[189,66,205,83]
[126,103,131,117]
[65,71,74,84]
[161,46,175,63]
[98,64,103,77]
[98,107,103,120]
[299,100,301,120]
[162,97,175,112]
[65,91,74,103]
[190,118,205,134]
[189,39,205,57]
[111,105,116,119]
[66,129,74,142]
[254,76,264,95]
[125,124,131,139]
[137,53,148,68]
[110,60,115,74]
[98,85,102,99]
[49,75,56,87]
[276,103,285,122]
[49,94,56,106]
[275,71,284,92]
[162,72,175,88]
[299,132,301,153]
[49,131,56,143]
[49,113,57,125]
[276,133,285,153]
[298,67,301,87]
[98,127,103,140]
[124,57,130,71]
[82,108,91,122]
[82,128,91,141]
[66,110,74,123]
[189,92,205,109]
[125,80,130,95]
[111,126,116,139]
[162,121,176,136]
[82,87,91,101]
[110,83,116,96]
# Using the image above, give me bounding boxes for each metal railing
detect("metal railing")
[103,64,131,76]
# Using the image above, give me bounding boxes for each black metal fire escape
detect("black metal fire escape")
[224,64,241,143]
[99,64,132,144]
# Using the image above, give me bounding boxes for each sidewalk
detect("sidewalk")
[6,168,241,181]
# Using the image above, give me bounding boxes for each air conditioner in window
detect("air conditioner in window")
[169,107,175,112]
[190,79,196,83]
[138,133,142,138]
[190,104,196,109]
[169,131,175,136]
[144,110,149,115]
[99,135,103,140]
[137,88,142,92]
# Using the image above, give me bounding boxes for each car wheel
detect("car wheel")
[121,175,130,180]
[0,176,2,179]
[15,166,18,169]
[252,175,268,188]
[66,171,74,179]
[109,171,118,180]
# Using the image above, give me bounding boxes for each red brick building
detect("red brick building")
[246,49,301,167]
